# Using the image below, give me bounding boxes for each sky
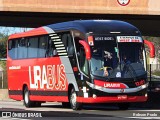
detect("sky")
[0,27,33,35]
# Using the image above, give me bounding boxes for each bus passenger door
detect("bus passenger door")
[79,47,89,76]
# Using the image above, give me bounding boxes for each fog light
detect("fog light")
[155,87,160,91]
[93,94,97,99]
[145,93,148,97]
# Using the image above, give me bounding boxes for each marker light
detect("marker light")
[93,94,97,99]
[88,36,94,46]
[145,93,148,97]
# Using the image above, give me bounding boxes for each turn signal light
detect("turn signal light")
[88,36,94,46]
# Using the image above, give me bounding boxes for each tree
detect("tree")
[0,33,8,58]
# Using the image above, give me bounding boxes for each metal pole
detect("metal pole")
[149,64,151,91]
[1,71,3,89]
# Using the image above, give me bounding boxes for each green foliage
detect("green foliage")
[0,61,6,70]
[0,29,8,89]
[0,33,8,58]
[143,36,160,59]
[152,70,160,76]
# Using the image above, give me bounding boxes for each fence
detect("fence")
[0,71,7,89]
[0,60,7,89]
[147,64,160,91]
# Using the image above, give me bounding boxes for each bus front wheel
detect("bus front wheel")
[69,88,82,110]
[23,87,34,108]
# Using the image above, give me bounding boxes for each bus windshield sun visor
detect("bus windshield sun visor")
[79,40,91,60]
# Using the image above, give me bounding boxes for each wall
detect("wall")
[0,0,159,15]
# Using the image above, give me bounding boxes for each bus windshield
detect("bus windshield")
[90,36,145,78]
[118,42,144,65]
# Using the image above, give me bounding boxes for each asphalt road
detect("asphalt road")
[0,100,160,120]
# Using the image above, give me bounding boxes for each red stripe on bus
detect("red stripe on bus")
[8,27,48,40]
[30,96,68,102]
[94,80,128,89]
[77,96,147,103]
[9,95,23,101]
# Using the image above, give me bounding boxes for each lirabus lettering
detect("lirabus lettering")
[29,64,66,90]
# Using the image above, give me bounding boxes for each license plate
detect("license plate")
[117,95,127,100]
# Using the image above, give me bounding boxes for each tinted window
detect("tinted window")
[38,36,48,57]
[17,38,28,59]
[8,40,18,59]
[80,47,88,75]
[61,33,74,56]
[45,38,57,57]
[28,37,38,58]
[8,35,49,59]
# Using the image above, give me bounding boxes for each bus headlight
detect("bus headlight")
[93,94,97,99]
[145,93,148,97]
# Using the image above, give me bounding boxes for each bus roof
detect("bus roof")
[47,20,141,35]
[8,27,48,40]
[9,20,141,40]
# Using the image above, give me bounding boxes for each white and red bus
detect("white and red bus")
[7,20,155,110]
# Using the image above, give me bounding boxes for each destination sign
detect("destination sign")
[117,36,143,43]
[94,36,115,41]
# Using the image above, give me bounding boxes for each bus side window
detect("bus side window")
[47,39,57,57]
[62,33,74,57]
[79,46,89,75]
[28,37,38,58]
[62,34,68,50]
[8,41,12,50]
[67,34,74,57]
[8,39,18,59]
[38,36,48,58]
[17,38,28,59]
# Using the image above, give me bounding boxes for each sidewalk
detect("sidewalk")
[0,89,9,101]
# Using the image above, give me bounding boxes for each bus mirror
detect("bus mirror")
[79,40,91,60]
[144,40,155,58]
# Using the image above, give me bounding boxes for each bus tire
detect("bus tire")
[62,102,70,108]
[118,103,130,110]
[23,87,34,108]
[69,88,82,110]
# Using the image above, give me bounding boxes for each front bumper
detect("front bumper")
[77,95,147,103]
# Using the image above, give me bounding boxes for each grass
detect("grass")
[152,70,160,76]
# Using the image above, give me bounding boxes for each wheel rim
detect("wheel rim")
[24,91,29,104]
[71,91,76,107]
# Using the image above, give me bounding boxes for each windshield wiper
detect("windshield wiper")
[120,62,137,81]
[126,63,137,81]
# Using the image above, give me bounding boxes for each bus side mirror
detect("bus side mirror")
[144,40,155,58]
[79,40,91,60]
